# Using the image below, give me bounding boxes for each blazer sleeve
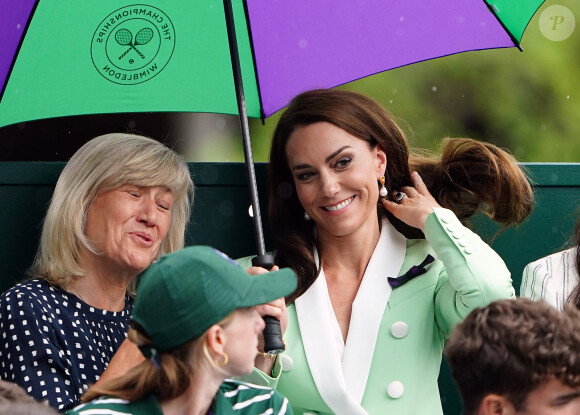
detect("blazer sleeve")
[425,208,515,336]
[237,357,284,389]
[235,255,254,269]
[520,259,545,301]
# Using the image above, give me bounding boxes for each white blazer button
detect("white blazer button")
[446,224,457,233]
[458,239,468,247]
[451,231,462,239]
[440,215,450,223]
[387,381,404,399]
[280,354,293,371]
[464,246,474,254]
[390,321,408,338]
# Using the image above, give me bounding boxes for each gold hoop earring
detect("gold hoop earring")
[214,352,228,367]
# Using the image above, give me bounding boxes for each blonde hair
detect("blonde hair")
[29,133,194,287]
[82,314,234,403]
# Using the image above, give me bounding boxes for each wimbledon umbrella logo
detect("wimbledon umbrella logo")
[91,5,175,85]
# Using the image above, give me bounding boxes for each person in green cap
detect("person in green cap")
[65,245,297,415]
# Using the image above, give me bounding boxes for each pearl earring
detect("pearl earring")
[304,211,310,221]
[379,176,388,197]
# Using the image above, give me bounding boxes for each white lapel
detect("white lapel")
[295,220,406,413]
[343,220,406,402]
[295,249,368,415]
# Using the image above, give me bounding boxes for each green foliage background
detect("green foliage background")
[237,0,579,163]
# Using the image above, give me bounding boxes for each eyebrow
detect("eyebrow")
[291,146,352,171]
[552,391,580,406]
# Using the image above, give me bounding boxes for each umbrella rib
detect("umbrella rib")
[0,0,41,103]
[482,0,524,51]
[242,0,267,123]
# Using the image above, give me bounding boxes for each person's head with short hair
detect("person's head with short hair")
[445,298,580,415]
[30,133,194,287]
[0,379,58,414]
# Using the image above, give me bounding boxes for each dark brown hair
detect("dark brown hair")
[268,89,534,302]
[566,216,580,307]
[445,298,580,414]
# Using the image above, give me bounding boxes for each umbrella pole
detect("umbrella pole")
[223,0,285,354]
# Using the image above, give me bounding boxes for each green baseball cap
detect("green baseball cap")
[132,246,297,352]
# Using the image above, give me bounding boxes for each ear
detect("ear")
[374,145,387,176]
[477,394,517,415]
[206,324,226,356]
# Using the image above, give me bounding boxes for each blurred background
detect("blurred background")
[1,0,578,162]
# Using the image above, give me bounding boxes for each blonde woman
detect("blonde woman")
[0,133,193,411]
[66,246,296,415]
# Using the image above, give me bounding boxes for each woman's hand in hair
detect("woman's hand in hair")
[382,171,441,231]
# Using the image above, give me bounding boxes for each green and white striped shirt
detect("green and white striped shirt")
[65,380,292,415]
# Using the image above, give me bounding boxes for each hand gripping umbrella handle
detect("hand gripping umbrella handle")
[252,254,285,354]
[222,0,284,355]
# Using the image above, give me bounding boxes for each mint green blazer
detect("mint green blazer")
[241,208,515,415]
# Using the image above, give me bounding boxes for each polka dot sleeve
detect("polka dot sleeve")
[0,280,132,411]
[0,286,75,409]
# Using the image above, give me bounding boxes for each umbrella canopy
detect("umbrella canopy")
[0,0,544,354]
[0,0,544,127]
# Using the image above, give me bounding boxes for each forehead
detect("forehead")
[523,378,580,413]
[98,184,174,199]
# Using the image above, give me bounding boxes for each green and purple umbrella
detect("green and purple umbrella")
[1,0,544,126]
[0,0,544,351]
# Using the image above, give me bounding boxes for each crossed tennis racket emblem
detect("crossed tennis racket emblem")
[115,28,154,60]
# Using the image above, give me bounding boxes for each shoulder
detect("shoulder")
[221,378,275,394]
[65,397,134,415]
[405,238,434,255]
[221,379,290,411]
[521,248,578,306]
[2,278,53,297]
[0,279,57,312]
[525,248,576,272]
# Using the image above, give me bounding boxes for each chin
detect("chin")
[126,254,158,271]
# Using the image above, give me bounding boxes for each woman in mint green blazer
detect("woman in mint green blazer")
[242,89,534,415]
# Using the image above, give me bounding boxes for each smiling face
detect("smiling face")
[285,122,386,240]
[222,307,266,376]
[83,184,173,276]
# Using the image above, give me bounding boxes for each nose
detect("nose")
[137,198,158,226]
[320,171,340,197]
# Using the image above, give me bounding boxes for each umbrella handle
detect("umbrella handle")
[252,254,285,354]
[222,0,284,355]
[252,254,275,270]
[262,316,285,354]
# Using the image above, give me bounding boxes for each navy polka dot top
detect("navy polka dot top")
[0,279,133,411]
